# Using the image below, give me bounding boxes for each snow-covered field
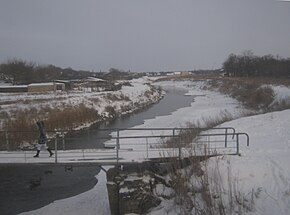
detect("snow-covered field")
[9,80,290,214]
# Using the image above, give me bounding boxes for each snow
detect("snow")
[213,110,290,215]
[270,85,290,108]
[3,80,290,214]
[155,184,175,198]
[28,82,55,86]
[86,77,106,82]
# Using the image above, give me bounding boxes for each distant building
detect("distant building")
[77,77,115,92]
[0,82,66,93]
[28,82,65,92]
[166,72,175,76]
[181,71,190,76]
[55,80,74,90]
[0,85,28,93]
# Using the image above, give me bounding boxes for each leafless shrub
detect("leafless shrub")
[105,93,130,101]
[105,105,117,118]
[2,113,36,150]
[0,111,9,119]
[89,97,100,103]
[208,78,276,111]
[120,105,131,113]
[160,152,259,214]
[45,104,100,130]
[144,89,154,99]
[159,112,234,150]
[248,86,274,110]
[201,111,234,128]
[2,104,100,149]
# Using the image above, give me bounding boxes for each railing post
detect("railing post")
[236,134,240,155]
[62,132,65,150]
[207,136,211,155]
[54,138,58,163]
[173,128,181,160]
[146,137,148,159]
[178,136,181,161]
[116,129,119,164]
[5,131,9,151]
[225,128,228,148]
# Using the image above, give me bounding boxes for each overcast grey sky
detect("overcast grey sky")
[0,0,289,72]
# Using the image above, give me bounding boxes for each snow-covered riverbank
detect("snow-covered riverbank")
[0,77,163,150]
[0,77,162,129]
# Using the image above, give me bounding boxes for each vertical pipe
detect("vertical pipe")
[208,136,211,155]
[178,137,181,160]
[225,128,228,148]
[117,182,120,215]
[174,128,181,159]
[236,134,240,155]
[55,138,58,163]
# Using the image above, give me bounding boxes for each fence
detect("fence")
[0,127,249,164]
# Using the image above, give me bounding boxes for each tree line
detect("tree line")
[223,51,290,77]
[0,59,143,84]
[0,59,95,84]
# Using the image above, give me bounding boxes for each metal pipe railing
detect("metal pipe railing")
[0,127,249,164]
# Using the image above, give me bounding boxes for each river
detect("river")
[63,87,193,149]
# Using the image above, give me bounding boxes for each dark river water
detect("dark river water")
[64,88,193,150]
[0,87,193,215]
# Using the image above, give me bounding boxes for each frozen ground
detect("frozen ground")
[6,80,290,214]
